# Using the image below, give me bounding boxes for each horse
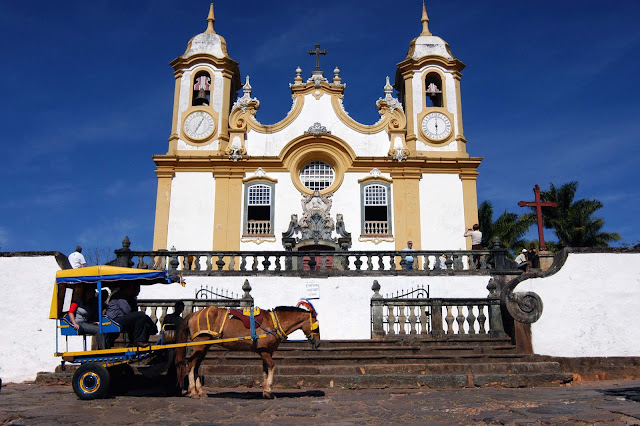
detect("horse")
[174,301,320,399]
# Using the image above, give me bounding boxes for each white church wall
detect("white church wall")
[139,274,492,340]
[0,255,76,383]
[167,172,215,250]
[419,174,466,249]
[245,93,390,158]
[516,252,640,357]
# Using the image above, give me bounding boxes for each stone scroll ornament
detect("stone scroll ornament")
[499,277,544,324]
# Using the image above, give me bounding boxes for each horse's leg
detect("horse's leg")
[186,345,207,398]
[259,351,276,399]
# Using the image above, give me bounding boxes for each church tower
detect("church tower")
[153,4,241,251]
[395,3,481,249]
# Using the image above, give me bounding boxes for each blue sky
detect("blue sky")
[1,1,638,255]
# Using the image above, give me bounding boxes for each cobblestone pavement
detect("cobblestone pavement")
[1,380,639,425]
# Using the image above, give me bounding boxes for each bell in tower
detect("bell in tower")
[192,73,211,106]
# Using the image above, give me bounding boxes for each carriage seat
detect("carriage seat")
[59,314,122,336]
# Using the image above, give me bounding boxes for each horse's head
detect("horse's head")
[297,299,320,349]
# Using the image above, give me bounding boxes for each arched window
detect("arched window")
[300,161,335,191]
[192,71,211,106]
[361,183,392,235]
[244,183,274,236]
[425,72,443,108]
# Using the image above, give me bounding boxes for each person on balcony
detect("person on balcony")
[402,241,415,270]
[515,249,530,273]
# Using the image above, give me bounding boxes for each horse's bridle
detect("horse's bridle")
[269,306,319,342]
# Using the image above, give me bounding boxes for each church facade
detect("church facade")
[152,4,481,254]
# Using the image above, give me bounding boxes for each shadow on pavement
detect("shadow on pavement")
[601,386,640,402]
[207,390,326,399]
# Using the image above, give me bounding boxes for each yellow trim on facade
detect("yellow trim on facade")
[357,174,393,184]
[330,95,406,135]
[390,169,422,266]
[460,171,480,250]
[229,95,305,134]
[152,169,175,250]
[212,170,244,252]
[280,135,356,195]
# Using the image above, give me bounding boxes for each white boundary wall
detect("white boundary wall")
[2,251,638,383]
[0,255,77,383]
[517,252,640,357]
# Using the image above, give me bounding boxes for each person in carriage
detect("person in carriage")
[67,283,107,349]
[106,284,157,347]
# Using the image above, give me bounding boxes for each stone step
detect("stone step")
[200,361,563,376]
[204,338,515,350]
[200,372,574,389]
[204,352,527,365]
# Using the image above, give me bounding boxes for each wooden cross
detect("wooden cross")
[518,184,558,251]
[308,43,327,72]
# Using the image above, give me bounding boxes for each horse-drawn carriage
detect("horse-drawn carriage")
[51,266,320,400]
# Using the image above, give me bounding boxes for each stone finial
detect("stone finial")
[383,76,393,97]
[205,3,216,34]
[122,236,131,249]
[294,66,303,84]
[421,1,431,36]
[242,75,252,96]
[333,66,341,84]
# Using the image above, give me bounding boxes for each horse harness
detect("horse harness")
[190,306,317,345]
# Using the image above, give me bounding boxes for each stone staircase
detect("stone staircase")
[198,338,574,389]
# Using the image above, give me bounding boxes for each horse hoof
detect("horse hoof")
[263,392,275,399]
[189,393,201,399]
[199,392,208,398]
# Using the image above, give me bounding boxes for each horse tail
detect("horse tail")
[174,311,194,390]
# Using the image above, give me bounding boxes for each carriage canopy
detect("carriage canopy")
[50,266,178,319]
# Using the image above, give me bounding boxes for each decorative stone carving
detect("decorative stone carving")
[304,122,331,136]
[281,191,352,249]
[376,76,403,114]
[231,75,260,113]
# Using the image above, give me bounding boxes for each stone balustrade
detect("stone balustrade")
[370,280,506,339]
[108,237,520,276]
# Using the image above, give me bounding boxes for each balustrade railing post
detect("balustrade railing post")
[109,236,134,268]
[371,280,385,339]
[431,300,444,338]
[487,278,507,337]
[240,279,254,308]
[169,247,179,272]
[184,300,194,315]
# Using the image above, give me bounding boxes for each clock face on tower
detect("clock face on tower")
[421,112,452,141]
[183,110,215,140]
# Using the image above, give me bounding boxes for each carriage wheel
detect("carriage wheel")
[72,363,110,400]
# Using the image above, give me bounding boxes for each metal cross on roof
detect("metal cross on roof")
[308,43,327,72]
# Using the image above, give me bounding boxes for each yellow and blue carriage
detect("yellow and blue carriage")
[51,266,181,400]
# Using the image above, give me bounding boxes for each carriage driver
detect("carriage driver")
[106,284,157,346]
